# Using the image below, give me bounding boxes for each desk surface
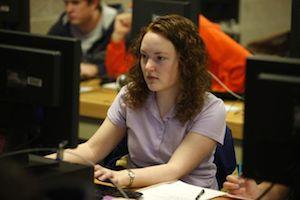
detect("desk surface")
[94,179,234,200]
[80,79,244,140]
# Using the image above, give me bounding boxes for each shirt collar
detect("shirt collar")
[147,92,176,122]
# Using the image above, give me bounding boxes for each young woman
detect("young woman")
[51,14,226,189]
[106,13,251,94]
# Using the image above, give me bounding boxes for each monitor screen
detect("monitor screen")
[0,0,30,32]
[200,0,239,23]
[243,55,300,187]
[0,44,61,106]
[130,0,201,42]
[290,0,300,58]
[0,29,81,153]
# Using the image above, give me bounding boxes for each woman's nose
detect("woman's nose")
[144,59,155,72]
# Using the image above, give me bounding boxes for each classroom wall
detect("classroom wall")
[30,0,291,47]
[30,0,64,34]
[30,0,131,34]
[239,0,291,46]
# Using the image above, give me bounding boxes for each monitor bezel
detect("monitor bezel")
[0,29,81,150]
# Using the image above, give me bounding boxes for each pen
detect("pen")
[195,189,205,200]
[237,163,243,177]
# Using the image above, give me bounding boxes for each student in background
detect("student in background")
[48,14,226,189]
[105,13,251,94]
[48,0,118,80]
[223,175,291,200]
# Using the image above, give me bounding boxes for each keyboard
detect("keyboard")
[94,184,143,199]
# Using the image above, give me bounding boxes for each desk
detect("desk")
[80,79,244,140]
[94,179,232,200]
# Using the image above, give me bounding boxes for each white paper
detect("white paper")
[138,180,227,200]
[80,86,93,93]
[225,104,241,112]
[102,82,117,90]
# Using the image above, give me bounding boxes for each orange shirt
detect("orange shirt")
[105,15,251,93]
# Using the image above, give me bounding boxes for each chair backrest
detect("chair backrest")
[213,126,237,189]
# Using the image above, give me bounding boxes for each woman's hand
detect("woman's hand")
[94,164,130,187]
[223,175,261,199]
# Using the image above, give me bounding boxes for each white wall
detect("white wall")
[239,0,291,46]
[30,0,64,34]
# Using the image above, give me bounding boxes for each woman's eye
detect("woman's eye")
[157,56,166,61]
[140,53,147,59]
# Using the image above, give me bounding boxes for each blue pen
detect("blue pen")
[237,163,243,177]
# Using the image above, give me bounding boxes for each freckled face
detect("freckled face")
[140,32,180,93]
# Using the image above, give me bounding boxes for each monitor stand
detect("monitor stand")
[23,154,94,184]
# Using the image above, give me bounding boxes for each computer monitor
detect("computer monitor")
[290,0,300,58]
[0,29,81,153]
[130,0,201,42]
[0,44,61,106]
[0,0,30,32]
[200,0,239,23]
[243,55,300,187]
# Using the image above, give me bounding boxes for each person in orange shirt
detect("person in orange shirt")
[105,13,251,94]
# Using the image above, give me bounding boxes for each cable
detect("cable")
[0,147,56,159]
[208,70,245,101]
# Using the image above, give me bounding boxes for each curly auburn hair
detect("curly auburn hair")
[124,14,211,124]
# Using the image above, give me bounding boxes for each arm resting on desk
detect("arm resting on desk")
[94,131,217,188]
[46,118,126,165]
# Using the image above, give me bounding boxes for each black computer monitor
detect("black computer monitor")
[0,29,81,153]
[200,0,239,23]
[290,0,300,58]
[243,55,300,187]
[0,0,30,32]
[0,44,62,106]
[130,0,201,42]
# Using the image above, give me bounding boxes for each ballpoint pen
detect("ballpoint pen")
[195,189,205,200]
[237,163,243,177]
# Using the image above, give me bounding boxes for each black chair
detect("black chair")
[214,126,237,189]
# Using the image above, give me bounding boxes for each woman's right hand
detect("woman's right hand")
[223,175,261,199]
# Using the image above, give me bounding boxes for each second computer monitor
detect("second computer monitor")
[0,29,81,151]
[130,0,201,41]
[0,0,30,32]
[243,55,300,187]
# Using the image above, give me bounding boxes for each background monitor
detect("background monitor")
[0,29,81,153]
[290,0,300,58]
[130,0,201,42]
[200,0,239,23]
[243,55,300,187]
[0,0,30,32]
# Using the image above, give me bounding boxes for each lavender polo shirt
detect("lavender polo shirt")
[107,86,226,189]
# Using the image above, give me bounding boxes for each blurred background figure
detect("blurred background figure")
[48,0,119,80]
